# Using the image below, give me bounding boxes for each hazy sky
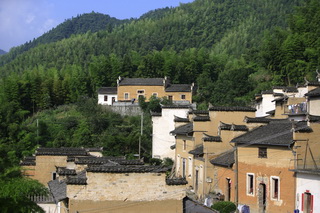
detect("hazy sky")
[0,0,194,52]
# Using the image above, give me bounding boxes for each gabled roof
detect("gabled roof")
[308,115,320,123]
[56,167,76,176]
[203,133,222,142]
[66,170,87,185]
[305,88,320,97]
[170,123,193,135]
[36,147,89,156]
[193,116,210,122]
[118,78,164,86]
[48,179,67,202]
[244,116,274,124]
[209,106,256,112]
[305,81,320,87]
[174,116,189,122]
[231,121,297,146]
[166,178,188,185]
[294,121,313,133]
[97,87,117,94]
[210,151,234,167]
[162,104,191,109]
[219,122,248,131]
[20,156,36,166]
[189,145,204,156]
[165,84,192,92]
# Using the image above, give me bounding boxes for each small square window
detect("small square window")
[137,90,144,94]
[181,94,186,100]
[259,147,267,158]
[104,96,108,102]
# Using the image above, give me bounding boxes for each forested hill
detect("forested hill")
[1,0,319,109]
[0,12,129,66]
[0,49,6,55]
[0,0,302,70]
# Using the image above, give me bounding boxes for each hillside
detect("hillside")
[0,49,6,55]
[0,12,129,66]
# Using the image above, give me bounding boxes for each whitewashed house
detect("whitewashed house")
[97,87,117,105]
[152,104,194,160]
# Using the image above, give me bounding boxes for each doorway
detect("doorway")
[258,183,266,213]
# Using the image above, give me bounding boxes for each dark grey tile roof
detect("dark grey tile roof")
[74,156,134,165]
[150,111,162,116]
[115,159,145,165]
[261,90,274,94]
[193,116,210,122]
[266,110,275,115]
[189,110,209,115]
[203,133,222,142]
[189,145,204,156]
[273,93,285,97]
[162,104,191,109]
[20,156,36,166]
[231,121,296,146]
[165,84,192,92]
[305,88,320,97]
[66,170,87,185]
[119,78,164,86]
[87,165,169,173]
[209,106,256,112]
[56,167,76,176]
[272,96,288,102]
[305,81,320,86]
[174,116,189,122]
[36,147,88,156]
[244,116,274,123]
[294,121,313,133]
[283,87,298,93]
[308,115,320,123]
[170,123,193,135]
[166,178,188,185]
[85,147,103,152]
[97,87,117,94]
[48,179,67,202]
[219,122,248,131]
[210,151,235,167]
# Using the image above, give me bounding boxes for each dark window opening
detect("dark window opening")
[259,147,267,158]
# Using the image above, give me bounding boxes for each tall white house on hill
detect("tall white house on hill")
[152,104,194,160]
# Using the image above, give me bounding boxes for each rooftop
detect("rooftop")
[97,87,117,94]
[87,165,169,173]
[209,106,256,112]
[193,116,210,122]
[189,145,204,156]
[165,84,192,92]
[203,133,222,142]
[219,122,248,131]
[305,87,320,97]
[170,123,193,135]
[174,116,189,123]
[36,147,89,156]
[118,78,164,86]
[210,151,235,167]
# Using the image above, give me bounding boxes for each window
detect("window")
[152,93,158,97]
[181,94,186,100]
[183,140,186,150]
[247,173,254,195]
[168,95,173,102]
[52,172,57,180]
[137,90,144,94]
[124,93,129,100]
[258,147,267,158]
[188,157,192,178]
[182,158,186,178]
[104,95,108,102]
[271,176,280,200]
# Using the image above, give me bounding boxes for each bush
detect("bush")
[211,201,236,213]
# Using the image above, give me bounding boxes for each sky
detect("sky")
[0,0,194,52]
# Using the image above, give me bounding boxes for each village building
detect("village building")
[98,77,194,106]
[151,104,195,160]
[21,147,189,213]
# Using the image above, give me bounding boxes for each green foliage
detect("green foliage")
[149,158,163,166]
[211,201,237,213]
[0,167,48,213]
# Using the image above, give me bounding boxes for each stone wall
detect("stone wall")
[67,172,186,202]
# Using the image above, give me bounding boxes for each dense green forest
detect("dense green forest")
[0,0,320,209]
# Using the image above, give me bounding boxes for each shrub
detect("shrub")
[211,201,236,213]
